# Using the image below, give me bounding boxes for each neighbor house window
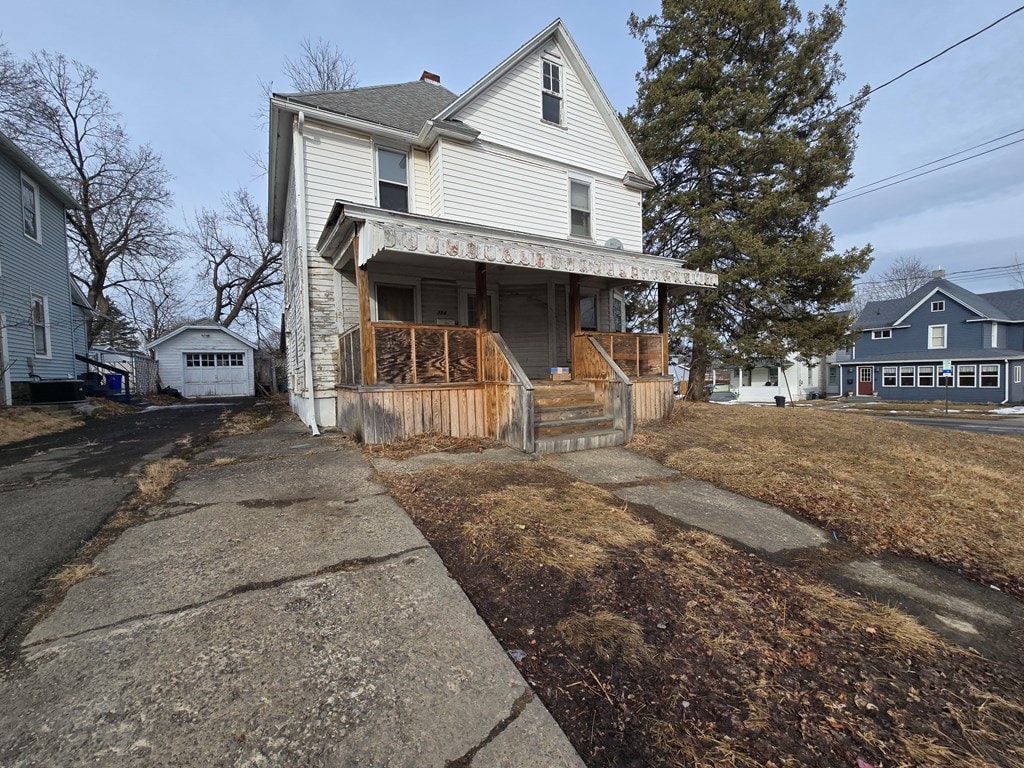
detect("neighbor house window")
[882,367,897,387]
[917,366,935,387]
[980,364,999,388]
[957,364,976,387]
[569,179,591,238]
[871,329,891,339]
[828,366,838,385]
[541,59,562,124]
[31,295,49,357]
[931,300,945,312]
[21,175,40,242]
[376,148,408,212]
[991,323,999,347]
[1016,365,1022,384]
[899,366,915,386]
[928,324,946,349]
[375,283,416,322]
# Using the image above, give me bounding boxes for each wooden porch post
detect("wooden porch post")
[569,275,581,375]
[354,235,376,385]
[658,283,669,376]
[475,264,488,330]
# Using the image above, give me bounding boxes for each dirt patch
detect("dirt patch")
[384,461,1024,767]
[363,431,498,459]
[630,403,1024,599]
[0,407,81,446]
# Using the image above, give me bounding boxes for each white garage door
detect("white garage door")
[182,352,249,397]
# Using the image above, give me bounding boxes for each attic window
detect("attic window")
[376,148,408,212]
[542,60,562,124]
[931,300,945,312]
[871,329,891,339]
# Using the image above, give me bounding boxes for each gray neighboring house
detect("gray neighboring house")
[0,130,87,405]
[838,276,1024,403]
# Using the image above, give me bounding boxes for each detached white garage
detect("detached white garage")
[149,323,256,398]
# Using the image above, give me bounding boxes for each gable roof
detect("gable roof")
[978,288,1024,320]
[276,80,459,135]
[436,19,656,188]
[147,322,256,350]
[0,129,79,210]
[855,277,1019,329]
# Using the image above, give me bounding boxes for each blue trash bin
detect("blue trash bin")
[104,373,123,393]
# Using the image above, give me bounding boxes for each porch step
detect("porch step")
[536,415,615,437]
[534,427,626,454]
[536,403,607,423]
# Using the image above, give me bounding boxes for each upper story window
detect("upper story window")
[376,148,408,212]
[931,300,945,312]
[871,329,891,340]
[21,175,41,242]
[928,324,946,349]
[569,179,591,238]
[542,60,562,124]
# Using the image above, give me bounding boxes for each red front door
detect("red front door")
[857,366,874,395]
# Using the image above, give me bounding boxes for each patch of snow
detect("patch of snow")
[992,406,1024,415]
[142,402,235,411]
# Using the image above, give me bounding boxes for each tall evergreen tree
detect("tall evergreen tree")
[626,0,872,397]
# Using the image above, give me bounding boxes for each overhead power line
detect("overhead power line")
[828,135,1024,205]
[829,5,1024,117]
[854,262,1024,288]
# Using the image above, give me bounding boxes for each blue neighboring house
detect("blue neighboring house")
[0,129,89,405]
[837,276,1024,404]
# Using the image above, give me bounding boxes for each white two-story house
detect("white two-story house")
[267,19,716,452]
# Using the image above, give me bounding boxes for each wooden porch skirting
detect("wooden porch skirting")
[337,382,489,445]
[631,376,675,423]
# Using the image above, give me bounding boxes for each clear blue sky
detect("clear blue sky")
[4,1,1023,293]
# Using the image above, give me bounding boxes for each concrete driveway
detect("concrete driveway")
[0,400,246,641]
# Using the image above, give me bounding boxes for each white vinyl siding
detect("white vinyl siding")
[439,140,642,250]
[428,143,444,216]
[453,43,631,180]
[928,324,946,349]
[411,149,430,215]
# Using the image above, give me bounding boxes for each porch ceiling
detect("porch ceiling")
[317,203,718,290]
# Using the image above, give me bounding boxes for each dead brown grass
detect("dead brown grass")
[557,610,652,668]
[135,458,187,503]
[0,406,81,446]
[632,403,1024,596]
[462,473,657,575]
[363,431,494,459]
[214,405,277,437]
[48,563,105,589]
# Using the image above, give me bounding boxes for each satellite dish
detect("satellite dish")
[604,237,624,250]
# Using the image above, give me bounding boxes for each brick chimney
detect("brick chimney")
[420,70,441,84]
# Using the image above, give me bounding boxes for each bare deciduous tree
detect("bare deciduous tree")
[283,36,358,92]
[0,38,33,129]
[186,188,282,341]
[1,50,179,339]
[871,255,934,301]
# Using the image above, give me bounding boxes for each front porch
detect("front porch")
[317,204,716,453]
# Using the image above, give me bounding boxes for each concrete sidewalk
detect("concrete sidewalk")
[0,420,584,767]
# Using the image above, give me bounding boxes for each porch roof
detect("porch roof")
[316,203,718,290]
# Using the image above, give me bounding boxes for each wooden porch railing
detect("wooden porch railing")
[338,325,362,386]
[572,334,633,442]
[357,322,481,385]
[587,332,666,378]
[482,332,534,453]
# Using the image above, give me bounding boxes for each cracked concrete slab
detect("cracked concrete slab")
[192,419,350,464]
[546,447,679,484]
[3,554,580,767]
[615,478,829,553]
[473,696,586,767]
[27,495,428,644]
[370,446,533,475]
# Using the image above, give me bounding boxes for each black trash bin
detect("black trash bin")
[774,395,786,407]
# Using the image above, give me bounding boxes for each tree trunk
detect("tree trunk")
[684,295,712,401]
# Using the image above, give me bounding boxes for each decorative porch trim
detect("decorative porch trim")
[317,203,718,289]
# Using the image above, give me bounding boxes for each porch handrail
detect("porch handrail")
[585,331,667,378]
[573,334,633,441]
[482,332,534,390]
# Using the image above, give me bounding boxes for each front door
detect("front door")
[857,366,874,395]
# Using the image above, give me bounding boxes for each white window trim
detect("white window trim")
[881,366,896,387]
[931,300,945,312]
[979,364,1000,388]
[957,364,976,388]
[458,287,500,330]
[541,57,564,126]
[568,176,593,240]
[916,365,935,387]
[31,294,51,359]
[373,145,411,212]
[21,174,42,244]
[927,324,947,350]
[898,365,915,387]
[991,322,999,348]
[871,329,891,340]
[1015,364,1022,385]
[370,276,421,323]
